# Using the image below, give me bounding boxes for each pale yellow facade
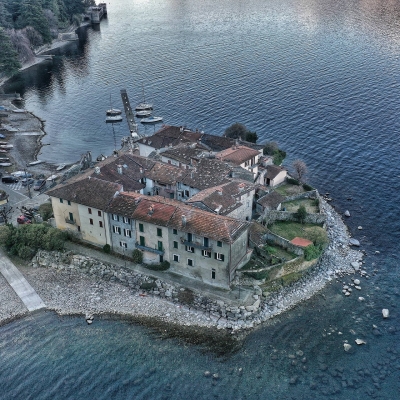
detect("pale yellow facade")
[50,197,81,233]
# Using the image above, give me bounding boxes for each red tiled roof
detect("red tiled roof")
[216,146,260,165]
[290,237,313,247]
[132,198,177,226]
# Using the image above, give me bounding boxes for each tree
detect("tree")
[292,159,308,183]
[18,0,52,43]
[0,28,21,76]
[224,122,248,140]
[295,205,307,224]
[245,131,258,143]
[0,0,13,28]
[0,204,13,225]
[263,141,278,155]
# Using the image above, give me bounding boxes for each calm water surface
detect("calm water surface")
[2,0,400,398]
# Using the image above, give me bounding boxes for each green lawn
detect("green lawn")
[269,221,328,245]
[282,198,319,213]
[264,244,297,261]
[274,184,305,197]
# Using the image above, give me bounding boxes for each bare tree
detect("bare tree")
[7,28,35,64]
[293,159,308,183]
[0,205,13,225]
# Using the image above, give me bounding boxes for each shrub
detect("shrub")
[304,244,323,261]
[263,142,278,156]
[245,131,258,143]
[295,205,307,224]
[140,281,157,290]
[39,203,53,221]
[178,289,195,305]
[243,270,270,280]
[287,178,300,185]
[103,244,111,253]
[264,245,277,255]
[18,245,35,260]
[302,183,314,191]
[144,261,170,271]
[132,249,143,264]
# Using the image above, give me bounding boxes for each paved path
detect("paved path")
[0,250,46,311]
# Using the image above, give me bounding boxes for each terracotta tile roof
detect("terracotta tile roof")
[146,162,185,185]
[290,237,313,247]
[216,145,260,166]
[132,198,177,226]
[106,192,142,217]
[93,154,154,191]
[266,165,287,180]
[257,191,285,209]
[161,144,205,165]
[121,194,249,243]
[181,158,232,190]
[200,134,235,151]
[187,180,254,215]
[169,204,249,243]
[47,176,123,210]
[137,125,202,150]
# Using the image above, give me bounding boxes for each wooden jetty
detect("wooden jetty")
[120,89,139,139]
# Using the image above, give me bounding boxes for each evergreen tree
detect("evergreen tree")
[0,0,14,29]
[0,28,21,76]
[19,0,52,43]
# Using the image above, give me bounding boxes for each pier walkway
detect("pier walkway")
[120,89,140,139]
[0,249,46,311]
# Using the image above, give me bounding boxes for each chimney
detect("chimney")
[182,215,186,227]
[117,165,123,175]
[180,126,183,133]
[148,205,154,215]
[94,166,100,174]
[139,167,143,174]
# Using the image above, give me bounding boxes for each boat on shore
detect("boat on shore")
[28,160,43,166]
[47,174,58,181]
[0,144,13,149]
[0,162,12,167]
[106,115,123,123]
[140,116,163,124]
[56,163,66,171]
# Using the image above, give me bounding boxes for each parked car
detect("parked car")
[11,171,32,178]
[17,215,31,224]
[2,176,18,184]
[21,178,35,187]
[33,179,46,191]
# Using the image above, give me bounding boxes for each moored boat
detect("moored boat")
[28,160,43,166]
[140,116,163,124]
[106,108,122,116]
[106,115,123,123]
[136,109,152,117]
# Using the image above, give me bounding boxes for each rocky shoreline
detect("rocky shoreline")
[0,199,364,340]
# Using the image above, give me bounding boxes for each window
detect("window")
[119,241,127,248]
[89,218,93,225]
[173,241,178,249]
[184,190,190,197]
[186,246,194,253]
[69,212,73,222]
[123,217,130,224]
[67,200,71,206]
[173,229,178,235]
[173,254,180,262]
[98,210,102,217]
[187,258,194,267]
[112,214,119,221]
[217,241,222,247]
[203,237,209,247]
[88,208,92,214]
[212,268,216,279]
[202,250,211,258]
[139,223,144,232]
[124,229,131,238]
[99,221,103,228]
[187,233,192,242]
[157,228,162,237]
[158,241,163,251]
[113,226,121,234]
[215,252,225,261]
[60,198,63,203]
[247,201,250,207]
[139,236,145,246]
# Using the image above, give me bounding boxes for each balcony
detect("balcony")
[65,218,76,225]
[135,242,164,255]
[180,238,212,251]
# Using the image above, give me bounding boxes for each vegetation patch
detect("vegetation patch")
[132,249,143,264]
[269,221,328,246]
[38,203,53,221]
[2,223,67,259]
[143,261,170,271]
[140,281,157,290]
[177,288,195,306]
[275,183,305,197]
[283,198,319,214]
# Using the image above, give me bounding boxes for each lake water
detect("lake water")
[2,0,400,398]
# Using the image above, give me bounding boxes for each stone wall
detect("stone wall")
[283,189,319,202]
[263,232,305,256]
[33,250,264,325]
[265,210,326,225]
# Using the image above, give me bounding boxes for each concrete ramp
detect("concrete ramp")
[0,251,46,311]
